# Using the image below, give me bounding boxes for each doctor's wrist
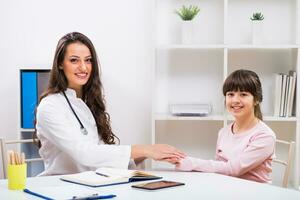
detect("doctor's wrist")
[131,145,151,159]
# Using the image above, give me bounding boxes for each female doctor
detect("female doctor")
[35,32,185,176]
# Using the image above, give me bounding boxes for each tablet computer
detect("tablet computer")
[131,180,185,190]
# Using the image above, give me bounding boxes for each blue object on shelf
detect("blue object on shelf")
[21,71,37,128]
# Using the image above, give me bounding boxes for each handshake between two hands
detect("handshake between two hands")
[134,144,193,171]
[149,144,191,169]
[161,155,195,172]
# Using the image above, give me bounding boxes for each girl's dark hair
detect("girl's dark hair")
[34,32,119,146]
[223,69,263,120]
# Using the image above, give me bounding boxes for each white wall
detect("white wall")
[0,0,154,148]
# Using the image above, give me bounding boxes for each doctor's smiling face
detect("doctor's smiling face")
[61,42,92,95]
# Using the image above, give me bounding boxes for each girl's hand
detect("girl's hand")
[175,156,194,171]
[161,157,182,165]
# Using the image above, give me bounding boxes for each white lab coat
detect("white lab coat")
[36,88,131,176]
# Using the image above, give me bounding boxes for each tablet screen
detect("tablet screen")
[132,180,185,190]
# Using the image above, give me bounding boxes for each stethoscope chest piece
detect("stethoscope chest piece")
[81,127,88,135]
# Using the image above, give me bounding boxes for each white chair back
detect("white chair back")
[0,138,43,179]
[272,139,295,188]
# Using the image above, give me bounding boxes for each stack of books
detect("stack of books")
[21,70,50,128]
[274,71,297,117]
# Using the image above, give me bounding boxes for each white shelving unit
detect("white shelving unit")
[153,0,300,188]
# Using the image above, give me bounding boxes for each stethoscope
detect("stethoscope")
[62,91,88,135]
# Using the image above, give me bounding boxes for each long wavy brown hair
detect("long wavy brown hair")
[34,32,119,146]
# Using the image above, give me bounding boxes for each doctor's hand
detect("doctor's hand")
[145,144,186,162]
[160,157,183,165]
[131,144,186,163]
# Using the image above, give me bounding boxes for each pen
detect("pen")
[72,193,98,199]
[23,189,54,200]
[96,172,110,177]
[72,194,117,199]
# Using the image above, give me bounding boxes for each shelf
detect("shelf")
[227,44,300,49]
[263,116,298,122]
[156,44,300,50]
[19,67,51,70]
[156,44,225,49]
[226,116,297,122]
[154,0,300,188]
[20,128,35,132]
[154,113,224,121]
[155,114,297,122]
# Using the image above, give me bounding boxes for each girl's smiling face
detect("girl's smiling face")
[225,90,256,120]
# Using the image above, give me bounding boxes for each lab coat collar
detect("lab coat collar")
[65,88,78,99]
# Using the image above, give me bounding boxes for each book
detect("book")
[24,185,116,199]
[37,71,50,98]
[283,75,290,116]
[273,74,283,116]
[287,71,297,117]
[279,74,288,117]
[21,71,37,128]
[274,71,297,117]
[60,168,162,187]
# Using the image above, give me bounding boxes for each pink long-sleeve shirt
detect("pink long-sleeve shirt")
[176,120,276,183]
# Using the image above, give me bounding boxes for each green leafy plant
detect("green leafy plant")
[175,5,200,21]
[250,12,264,20]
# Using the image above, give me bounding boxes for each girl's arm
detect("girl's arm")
[176,132,275,177]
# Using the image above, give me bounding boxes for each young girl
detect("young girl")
[176,69,276,183]
[35,32,184,176]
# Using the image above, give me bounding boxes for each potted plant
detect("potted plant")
[250,12,264,44]
[175,5,200,44]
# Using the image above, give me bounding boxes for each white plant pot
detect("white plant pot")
[252,20,264,45]
[181,20,194,44]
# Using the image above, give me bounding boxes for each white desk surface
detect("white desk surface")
[0,170,300,200]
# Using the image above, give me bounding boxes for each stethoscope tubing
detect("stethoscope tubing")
[62,91,88,135]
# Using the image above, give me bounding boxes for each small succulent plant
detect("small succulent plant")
[250,12,264,21]
[175,5,200,21]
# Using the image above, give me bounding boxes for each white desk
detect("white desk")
[0,171,299,200]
